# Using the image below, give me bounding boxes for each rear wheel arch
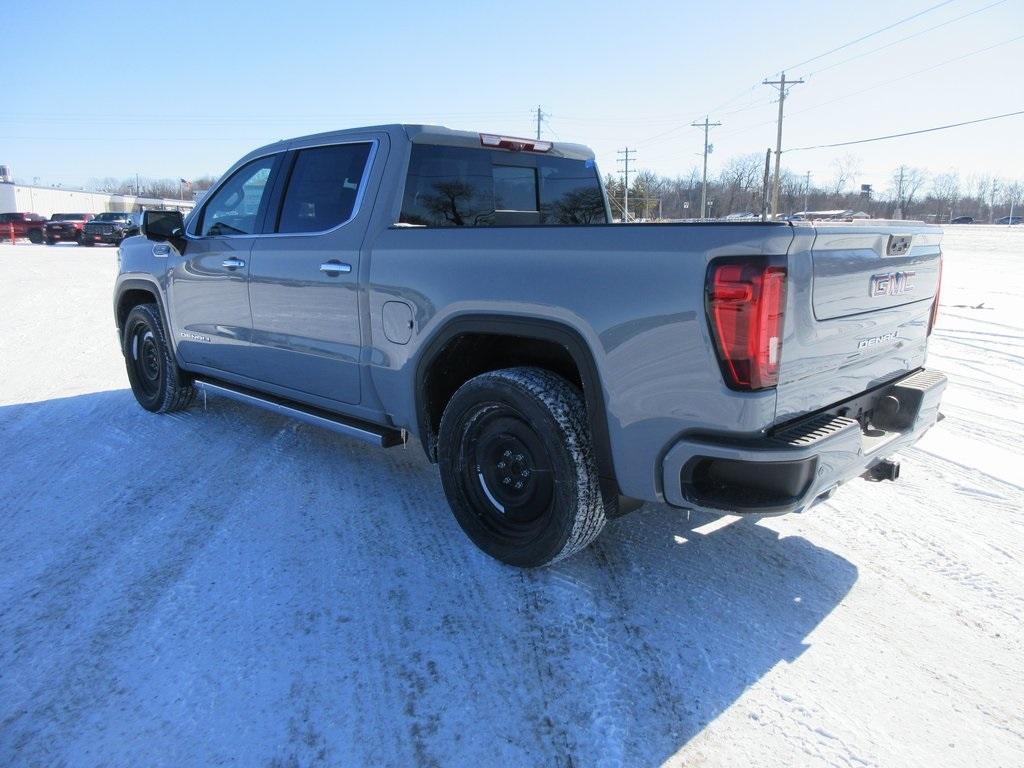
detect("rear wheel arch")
[414,315,618,493]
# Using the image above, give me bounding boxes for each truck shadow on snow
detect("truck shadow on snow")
[0,390,858,768]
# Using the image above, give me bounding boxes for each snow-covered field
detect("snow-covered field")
[0,226,1021,768]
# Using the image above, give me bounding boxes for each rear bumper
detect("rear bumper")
[662,369,946,515]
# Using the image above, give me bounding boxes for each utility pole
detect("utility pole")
[535,106,546,140]
[803,171,811,215]
[691,116,721,220]
[617,147,636,222]
[763,71,803,218]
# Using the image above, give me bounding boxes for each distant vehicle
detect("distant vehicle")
[950,216,974,224]
[114,124,947,567]
[0,212,47,243]
[44,213,94,244]
[81,211,138,246]
[996,215,1021,225]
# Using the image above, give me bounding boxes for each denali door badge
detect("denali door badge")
[870,271,916,297]
[180,331,211,343]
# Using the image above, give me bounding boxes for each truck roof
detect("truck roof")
[237,124,596,165]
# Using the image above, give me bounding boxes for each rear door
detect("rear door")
[246,138,379,405]
[775,222,942,422]
[168,153,281,374]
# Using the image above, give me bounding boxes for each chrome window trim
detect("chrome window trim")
[186,139,379,242]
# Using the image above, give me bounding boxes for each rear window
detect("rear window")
[399,144,607,227]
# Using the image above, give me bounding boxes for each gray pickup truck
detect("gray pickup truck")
[113,124,946,567]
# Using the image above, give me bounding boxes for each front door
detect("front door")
[168,153,281,375]
[246,140,376,405]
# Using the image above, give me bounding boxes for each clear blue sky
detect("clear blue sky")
[5,0,1023,194]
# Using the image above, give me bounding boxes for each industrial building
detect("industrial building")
[0,178,194,218]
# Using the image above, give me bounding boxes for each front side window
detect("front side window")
[198,155,277,237]
[399,144,607,227]
[276,143,372,233]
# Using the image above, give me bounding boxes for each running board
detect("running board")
[193,379,404,448]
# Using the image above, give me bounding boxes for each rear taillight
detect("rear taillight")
[706,259,787,390]
[928,257,942,335]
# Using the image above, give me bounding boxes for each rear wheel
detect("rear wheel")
[438,367,608,567]
[28,229,43,244]
[45,236,56,245]
[122,303,195,413]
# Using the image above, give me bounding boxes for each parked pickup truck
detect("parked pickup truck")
[0,212,48,243]
[45,212,94,244]
[113,125,946,567]
[82,211,139,246]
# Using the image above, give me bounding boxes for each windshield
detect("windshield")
[93,212,128,222]
[50,213,88,221]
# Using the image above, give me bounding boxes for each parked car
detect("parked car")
[44,213,94,244]
[950,216,974,224]
[81,211,138,246]
[0,212,47,243]
[114,125,946,567]
[996,215,1021,225]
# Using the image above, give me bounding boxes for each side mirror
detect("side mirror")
[141,210,184,241]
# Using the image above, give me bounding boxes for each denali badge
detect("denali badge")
[870,271,916,297]
[858,330,899,350]
[180,331,211,343]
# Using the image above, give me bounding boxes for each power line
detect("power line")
[715,30,1024,142]
[807,0,1009,77]
[780,0,959,73]
[786,108,1024,151]
[788,32,1024,121]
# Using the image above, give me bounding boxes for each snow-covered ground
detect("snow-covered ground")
[0,226,1021,768]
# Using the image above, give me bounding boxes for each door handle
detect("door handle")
[319,261,352,274]
[221,257,246,269]
[153,243,170,257]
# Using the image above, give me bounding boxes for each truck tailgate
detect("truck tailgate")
[775,222,942,423]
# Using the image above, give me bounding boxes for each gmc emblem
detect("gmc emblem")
[870,271,916,298]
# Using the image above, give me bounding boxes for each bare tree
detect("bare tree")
[931,171,960,223]
[890,166,928,218]
[827,154,861,196]
[987,178,1001,224]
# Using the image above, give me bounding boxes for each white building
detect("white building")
[0,182,194,218]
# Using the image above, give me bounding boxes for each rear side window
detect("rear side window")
[399,144,607,227]
[277,143,372,233]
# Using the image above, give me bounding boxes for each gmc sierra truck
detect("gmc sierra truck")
[113,124,946,567]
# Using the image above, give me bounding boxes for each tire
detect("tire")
[122,303,195,413]
[81,239,94,247]
[45,236,56,245]
[28,229,43,244]
[437,367,608,567]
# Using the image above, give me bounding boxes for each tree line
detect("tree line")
[604,154,1024,222]
[86,175,219,200]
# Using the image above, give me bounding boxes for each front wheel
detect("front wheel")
[437,367,609,567]
[122,303,195,413]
